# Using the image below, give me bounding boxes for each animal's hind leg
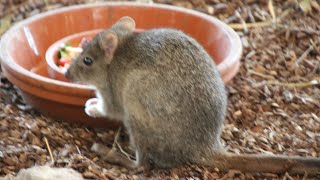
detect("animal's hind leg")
[91,143,137,169]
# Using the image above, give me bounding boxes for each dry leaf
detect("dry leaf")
[299,0,312,13]
[0,15,11,35]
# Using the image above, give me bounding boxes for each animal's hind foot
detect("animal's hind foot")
[91,143,138,170]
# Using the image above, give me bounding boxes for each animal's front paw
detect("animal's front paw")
[84,104,100,118]
[85,98,99,107]
[85,98,106,118]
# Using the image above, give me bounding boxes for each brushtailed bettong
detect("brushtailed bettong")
[65,16,320,174]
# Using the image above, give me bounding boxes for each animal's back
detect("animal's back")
[113,28,227,168]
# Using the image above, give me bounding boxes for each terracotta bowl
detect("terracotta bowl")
[46,29,144,82]
[0,2,242,128]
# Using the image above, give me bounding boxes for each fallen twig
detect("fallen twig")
[44,137,54,163]
[268,0,276,23]
[228,8,291,30]
[277,24,320,35]
[255,80,319,88]
[248,70,275,80]
[235,10,248,32]
[112,128,121,150]
[228,21,273,29]
[115,142,135,160]
[113,128,135,160]
[283,172,294,180]
[76,145,82,155]
[295,44,314,66]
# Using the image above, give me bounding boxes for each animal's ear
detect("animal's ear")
[98,31,118,64]
[112,16,136,32]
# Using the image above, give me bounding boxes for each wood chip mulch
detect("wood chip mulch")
[1,0,320,179]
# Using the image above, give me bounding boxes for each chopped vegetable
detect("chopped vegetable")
[56,37,91,70]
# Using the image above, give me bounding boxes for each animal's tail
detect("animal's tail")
[209,152,320,174]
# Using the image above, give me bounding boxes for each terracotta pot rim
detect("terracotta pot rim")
[0,2,242,98]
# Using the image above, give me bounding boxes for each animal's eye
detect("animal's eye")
[83,57,93,66]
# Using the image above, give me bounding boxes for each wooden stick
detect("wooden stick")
[116,141,135,160]
[253,79,319,88]
[76,145,82,155]
[228,8,291,30]
[113,128,134,160]
[44,137,54,163]
[268,0,276,23]
[248,70,275,80]
[235,10,248,32]
[295,44,314,66]
[266,80,319,88]
[228,21,273,30]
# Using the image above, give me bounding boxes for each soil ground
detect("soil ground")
[0,0,320,179]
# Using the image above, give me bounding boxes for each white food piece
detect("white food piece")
[65,46,83,53]
[7,166,83,180]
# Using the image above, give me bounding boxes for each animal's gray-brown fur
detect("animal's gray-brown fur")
[66,17,320,174]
